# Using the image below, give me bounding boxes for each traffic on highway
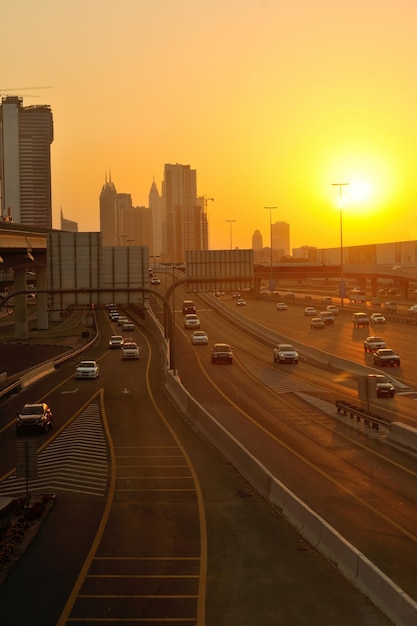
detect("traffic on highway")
[1,274,416,624]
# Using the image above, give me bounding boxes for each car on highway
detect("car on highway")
[304,306,317,316]
[151,277,161,285]
[75,360,100,378]
[384,301,397,311]
[273,343,299,364]
[352,312,370,328]
[326,304,339,315]
[184,313,200,329]
[286,290,295,297]
[370,313,386,324]
[236,298,246,306]
[211,343,233,364]
[367,374,395,398]
[108,335,124,349]
[122,321,135,331]
[16,403,53,434]
[321,296,332,304]
[191,330,209,345]
[122,342,140,359]
[363,336,386,353]
[109,311,120,321]
[319,311,334,325]
[372,348,400,367]
[232,292,241,299]
[310,317,325,329]
[276,302,288,311]
[117,316,129,326]
[408,305,417,313]
[182,300,196,314]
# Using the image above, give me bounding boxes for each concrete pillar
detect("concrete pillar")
[14,267,28,339]
[35,265,49,330]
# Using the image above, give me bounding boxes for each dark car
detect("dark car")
[373,348,400,367]
[367,374,395,398]
[211,343,233,364]
[16,403,53,433]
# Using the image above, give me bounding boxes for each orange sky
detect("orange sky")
[3,0,417,251]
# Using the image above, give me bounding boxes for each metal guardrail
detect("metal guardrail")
[335,400,391,431]
[0,314,99,400]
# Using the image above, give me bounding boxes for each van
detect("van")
[353,312,370,328]
[182,300,196,315]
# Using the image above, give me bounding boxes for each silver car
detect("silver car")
[75,360,99,379]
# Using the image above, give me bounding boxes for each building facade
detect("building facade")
[0,96,54,228]
[271,221,290,257]
[162,163,205,263]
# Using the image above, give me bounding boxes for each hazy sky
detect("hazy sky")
[3,0,417,251]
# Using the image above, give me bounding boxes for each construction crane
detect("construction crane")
[0,86,51,98]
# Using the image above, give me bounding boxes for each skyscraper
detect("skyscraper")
[99,174,118,246]
[0,96,54,228]
[252,229,263,250]
[271,221,290,258]
[162,163,205,263]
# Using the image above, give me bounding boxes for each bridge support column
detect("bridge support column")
[14,268,28,339]
[370,277,378,297]
[398,279,408,300]
[35,266,49,330]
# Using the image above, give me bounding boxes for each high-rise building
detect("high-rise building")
[162,163,205,263]
[149,179,162,258]
[271,221,290,258]
[252,229,263,250]
[99,174,118,246]
[0,96,54,228]
[60,208,78,232]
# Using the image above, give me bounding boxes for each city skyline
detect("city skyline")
[3,1,417,250]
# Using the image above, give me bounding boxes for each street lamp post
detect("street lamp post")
[332,183,349,307]
[226,220,236,249]
[264,206,277,292]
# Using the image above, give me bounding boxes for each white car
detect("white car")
[236,298,246,306]
[363,336,386,353]
[122,321,135,331]
[304,307,317,316]
[408,305,417,313]
[122,342,140,359]
[311,317,325,329]
[370,313,386,324]
[326,305,339,315]
[276,302,288,311]
[75,360,99,379]
[108,335,124,349]
[191,330,209,345]
[184,313,200,329]
[273,344,299,364]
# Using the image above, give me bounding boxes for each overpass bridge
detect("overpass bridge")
[0,223,48,336]
[253,263,417,299]
[1,222,417,339]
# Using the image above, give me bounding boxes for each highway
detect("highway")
[0,287,411,625]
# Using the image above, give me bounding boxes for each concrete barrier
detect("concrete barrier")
[165,367,417,626]
[20,361,55,388]
[389,422,417,451]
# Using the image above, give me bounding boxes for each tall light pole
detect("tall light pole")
[264,206,277,292]
[226,220,236,249]
[332,183,349,307]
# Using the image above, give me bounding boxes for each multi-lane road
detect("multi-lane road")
[1,286,414,625]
